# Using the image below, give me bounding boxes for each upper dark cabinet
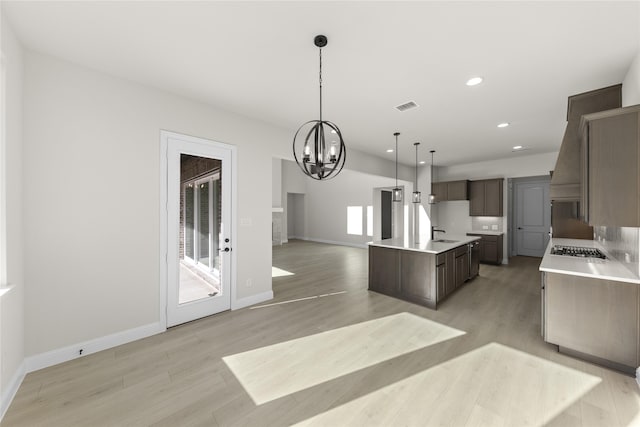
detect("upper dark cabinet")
[469,178,503,216]
[431,180,468,202]
[580,105,640,227]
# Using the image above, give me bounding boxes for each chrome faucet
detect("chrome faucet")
[431,225,446,240]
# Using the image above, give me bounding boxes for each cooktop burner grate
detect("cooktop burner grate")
[550,245,606,259]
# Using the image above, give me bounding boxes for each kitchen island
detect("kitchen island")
[540,238,640,374]
[368,236,480,309]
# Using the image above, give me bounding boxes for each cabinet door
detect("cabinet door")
[483,241,498,264]
[455,253,468,288]
[445,251,456,295]
[447,180,468,201]
[484,179,503,216]
[431,182,448,202]
[436,263,447,300]
[469,180,485,215]
[588,112,639,227]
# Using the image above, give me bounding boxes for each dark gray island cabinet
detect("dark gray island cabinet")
[368,236,480,309]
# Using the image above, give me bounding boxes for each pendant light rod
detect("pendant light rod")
[428,150,436,204]
[414,142,419,191]
[395,132,399,188]
[413,142,421,204]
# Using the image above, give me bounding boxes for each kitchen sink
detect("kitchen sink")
[432,239,459,243]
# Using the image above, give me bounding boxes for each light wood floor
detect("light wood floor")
[4,240,640,426]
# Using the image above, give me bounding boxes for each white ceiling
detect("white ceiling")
[3,1,639,166]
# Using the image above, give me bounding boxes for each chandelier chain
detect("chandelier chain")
[319,48,323,123]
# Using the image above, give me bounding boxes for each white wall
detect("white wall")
[22,51,293,357]
[271,157,282,207]
[622,50,640,107]
[0,16,25,418]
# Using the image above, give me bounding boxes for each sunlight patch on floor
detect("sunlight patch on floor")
[249,291,347,310]
[222,312,465,405]
[272,266,295,277]
[295,342,602,426]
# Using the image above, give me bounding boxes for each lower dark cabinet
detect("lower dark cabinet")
[466,233,503,264]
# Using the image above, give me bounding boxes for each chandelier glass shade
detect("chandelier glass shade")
[293,35,346,180]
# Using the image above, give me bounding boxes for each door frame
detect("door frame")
[508,175,550,257]
[159,130,237,329]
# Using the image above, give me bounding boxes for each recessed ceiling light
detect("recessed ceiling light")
[513,145,523,150]
[386,149,394,153]
[497,122,510,128]
[466,77,483,86]
[419,161,426,165]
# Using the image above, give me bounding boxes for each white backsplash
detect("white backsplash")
[432,201,504,235]
[594,226,640,277]
[432,201,472,234]
[471,217,503,232]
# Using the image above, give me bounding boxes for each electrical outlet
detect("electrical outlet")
[491,225,498,230]
[240,218,252,227]
[482,225,489,230]
[246,279,253,288]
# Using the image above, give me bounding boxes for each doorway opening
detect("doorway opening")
[381,190,392,239]
[287,193,305,241]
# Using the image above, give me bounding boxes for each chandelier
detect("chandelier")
[293,35,346,180]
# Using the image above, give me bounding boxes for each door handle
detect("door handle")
[219,247,231,252]
[518,227,523,230]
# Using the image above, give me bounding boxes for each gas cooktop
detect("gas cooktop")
[550,245,607,259]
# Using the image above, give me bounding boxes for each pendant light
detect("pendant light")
[428,150,437,204]
[293,35,346,180]
[392,132,402,202]
[412,142,421,203]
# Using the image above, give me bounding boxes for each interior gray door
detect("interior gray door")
[515,180,550,257]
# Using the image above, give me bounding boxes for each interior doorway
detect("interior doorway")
[510,176,551,257]
[161,131,235,328]
[381,190,392,239]
[287,193,305,240]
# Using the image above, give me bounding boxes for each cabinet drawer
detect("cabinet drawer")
[481,235,498,243]
[454,245,468,257]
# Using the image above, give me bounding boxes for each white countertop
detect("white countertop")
[539,238,640,284]
[368,235,481,254]
[467,230,504,236]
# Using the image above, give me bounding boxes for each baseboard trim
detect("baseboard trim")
[25,322,165,374]
[1,361,26,421]
[304,238,368,249]
[232,290,273,310]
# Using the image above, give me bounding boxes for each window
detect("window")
[366,206,373,237]
[347,206,363,235]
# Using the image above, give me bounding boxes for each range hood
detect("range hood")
[550,84,622,201]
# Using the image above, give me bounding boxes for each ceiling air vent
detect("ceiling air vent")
[395,101,419,112]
